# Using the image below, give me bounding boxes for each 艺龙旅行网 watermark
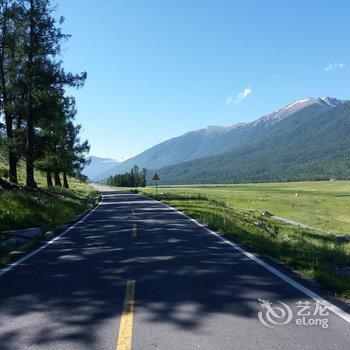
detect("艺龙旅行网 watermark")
[258,299,329,328]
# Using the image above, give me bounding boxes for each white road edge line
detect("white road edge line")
[3,190,349,325]
[0,198,103,278]
[141,194,350,324]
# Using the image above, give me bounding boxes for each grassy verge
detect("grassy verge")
[0,163,99,265]
[0,178,99,234]
[140,190,350,299]
[1,153,99,234]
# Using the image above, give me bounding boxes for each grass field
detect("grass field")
[139,181,350,299]
[145,181,350,235]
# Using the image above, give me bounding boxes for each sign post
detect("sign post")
[152,173,160,194]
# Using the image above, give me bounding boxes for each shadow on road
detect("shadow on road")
[0,191,345,349]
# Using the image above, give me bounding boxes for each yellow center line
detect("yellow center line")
[132,224,137,238]
[116,280,136,350]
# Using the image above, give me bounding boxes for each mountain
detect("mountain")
[95,124,243,180]
[156,100,350,184]
[95,97,346,181]
[82,156,119,181]
[252,97,343,127]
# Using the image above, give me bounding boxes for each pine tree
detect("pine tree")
[21,0,86,187]
[0,0,24,184]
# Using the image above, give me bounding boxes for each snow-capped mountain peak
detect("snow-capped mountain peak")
[253,97,344,126]
[319,97,344,107]
[284,98,312,110]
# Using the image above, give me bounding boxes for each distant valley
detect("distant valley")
[82,156,120,181]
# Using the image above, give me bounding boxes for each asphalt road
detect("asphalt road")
[0,186,349,349]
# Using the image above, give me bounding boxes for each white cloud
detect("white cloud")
[325,63,345,72]
[226,87,252,105]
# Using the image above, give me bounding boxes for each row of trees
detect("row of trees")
[0,0,89,189]
[106,166,147,188]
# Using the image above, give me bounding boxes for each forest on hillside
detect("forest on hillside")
[0,0,89,190]
[156,103,350,185]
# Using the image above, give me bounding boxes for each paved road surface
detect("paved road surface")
[0,186,349,349]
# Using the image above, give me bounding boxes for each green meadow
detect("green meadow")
[140,181,350,298]
[147,181,350,235]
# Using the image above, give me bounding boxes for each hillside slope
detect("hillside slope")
[156,102,350,184]
[0,155,98,234]
[97,97,345,180]
[96,125,244,180]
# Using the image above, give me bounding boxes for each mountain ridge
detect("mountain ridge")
[155,101,350,184]
[89,97,347,182]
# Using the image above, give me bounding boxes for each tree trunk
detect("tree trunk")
[3,114,17,184]
[26,118,37,188]
[54,171,62,187]
[5,113,18,184]
[13,118,23,182]
[46,171,53,187]
[25,0,36,189]
[63,172,69,189]
[8,151,17,184]
[0,8,18,184]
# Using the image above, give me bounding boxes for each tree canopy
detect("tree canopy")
[107,166,147,188]
[0,0,89,189]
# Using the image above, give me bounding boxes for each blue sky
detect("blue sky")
[58,0,349,160]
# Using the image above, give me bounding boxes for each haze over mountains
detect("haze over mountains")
[83,156,119,181]
[85,97,350,184]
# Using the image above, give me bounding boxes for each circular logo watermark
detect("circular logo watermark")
[258,298,293,328]
[257,299,329,328]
